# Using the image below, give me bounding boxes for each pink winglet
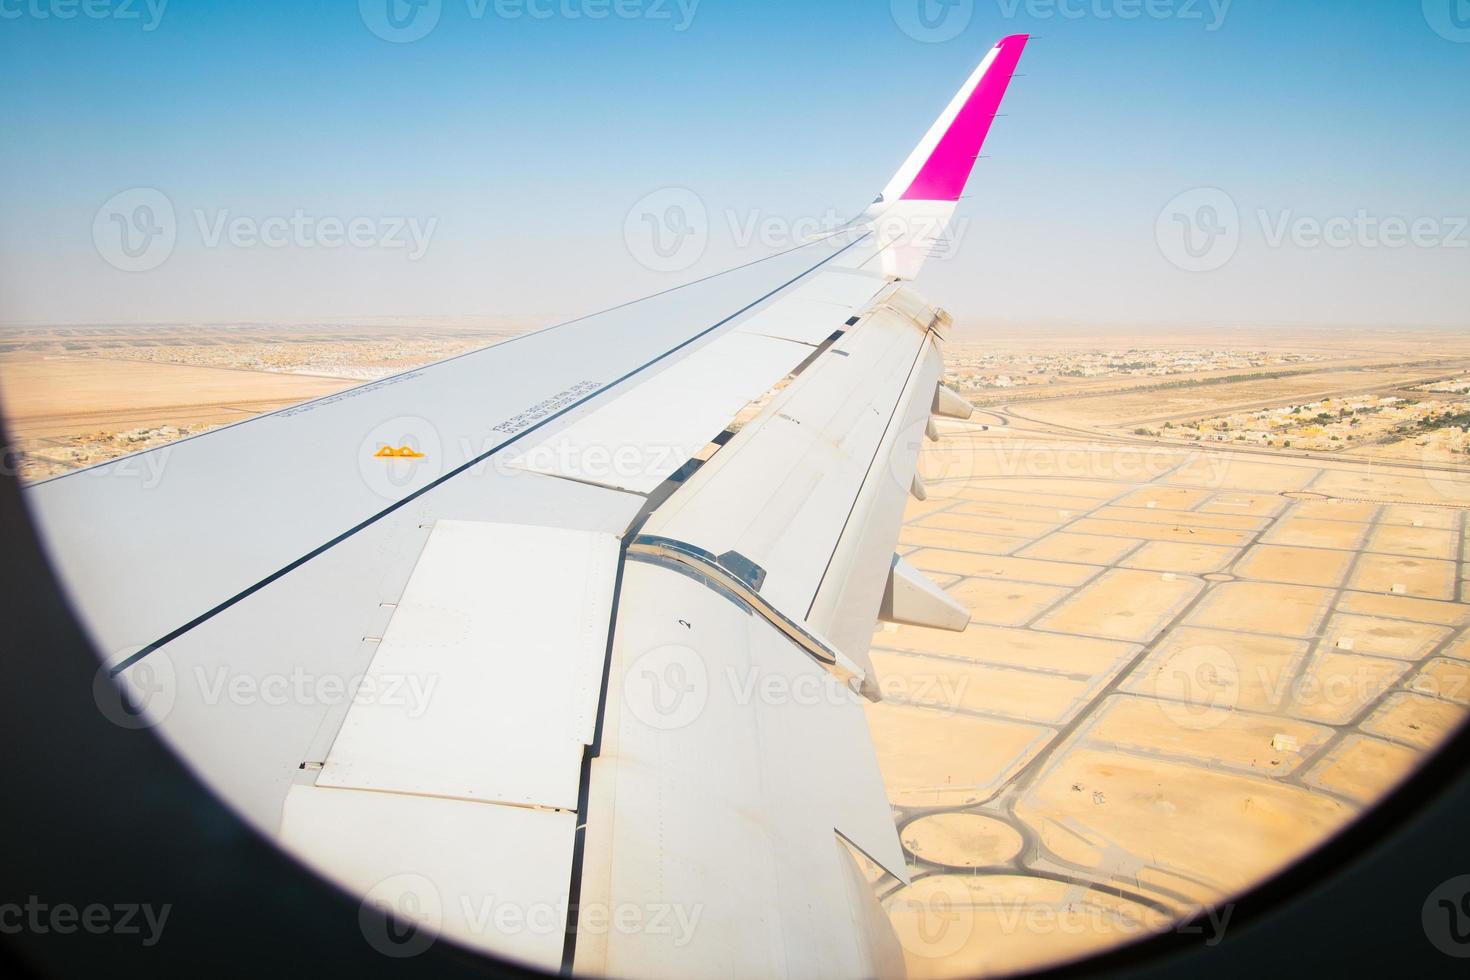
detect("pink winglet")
[899,34,1029,202]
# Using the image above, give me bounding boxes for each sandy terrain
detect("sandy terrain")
[869,412,1470,977]
[4,321,1469,977]
[0,321,538,480]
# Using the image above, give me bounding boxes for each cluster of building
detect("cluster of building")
[16,424,221,483]
[944,347,1320,390]
[1144,394,1470,454]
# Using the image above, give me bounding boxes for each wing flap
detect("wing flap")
[280,783,576,972]
[316,520,619,810]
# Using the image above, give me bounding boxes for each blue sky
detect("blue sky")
[0,0,1466,328]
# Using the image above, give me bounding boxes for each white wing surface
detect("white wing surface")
[24,34,1030,977]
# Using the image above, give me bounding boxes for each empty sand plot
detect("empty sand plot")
[1124,627,1312,717]
[1080,694,1332,777]
[1286,651,1409,725]
[1197,492,1287,517]
[886,874,1160,980]
[1337,591,1470,626]
[899,813,1024,868]
[1305,735,1420,804]
[899,525,1026,555]
[906,549,1102,587]
[872,622,1138,676]
[0,354,351,439]
[1442,632,1470,661]
[1288,500,1379,522]
[1035,569,1202,642]
[956,487,1106,512]
[1113,486,1213,511]
[1067,518,1250,547]
[1262,517,1368,550]
[966,477,1131,500]
[1015,748,1352,899]
[1410,658,1470,705]
[1120,541,1239,574]
[1362,693,1468,750]
[1312,468,1457,503]
[917,510,1057,539]
[1165,457,1319,492]
[1188,582,1334,637]
[953,500,1079,524]
[1234,545,1354,588]
[1089,505,1265,532]
[870,651,1103,726]
[864,703,1053,807]
[1017,532,1142,565]
[1349,554,1457,600]
[1322,614,1451,661]
[1367,524,1459,560]
[1380,505,1463,530]
[946,578,1071,628]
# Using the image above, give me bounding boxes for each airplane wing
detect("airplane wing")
[24,34,1029,978]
